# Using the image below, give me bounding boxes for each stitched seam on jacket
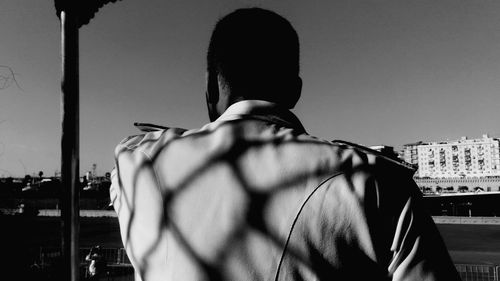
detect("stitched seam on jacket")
[274,172,344,281]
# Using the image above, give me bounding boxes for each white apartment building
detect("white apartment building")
[403,135,500,178]
[401,142,422,167]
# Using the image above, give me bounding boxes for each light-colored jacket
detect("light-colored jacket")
[111,100,459,281]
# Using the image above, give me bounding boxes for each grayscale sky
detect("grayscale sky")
[1,0,500,177]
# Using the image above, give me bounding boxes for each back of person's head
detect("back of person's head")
[207,8,301,108]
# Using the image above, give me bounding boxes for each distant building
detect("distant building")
[370,145,399,160]
[370,145,416,171]
[403,134,500,179]
[401,142,423,169]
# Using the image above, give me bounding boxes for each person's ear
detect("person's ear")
[287,76,302,109]
[206,71,221,122]
[205,71,219,104]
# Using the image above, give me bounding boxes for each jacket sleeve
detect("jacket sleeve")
[381,170,460,281]
[110,134,169,281]
[333,143,460,280]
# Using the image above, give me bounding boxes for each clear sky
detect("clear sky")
[1,0,500,177]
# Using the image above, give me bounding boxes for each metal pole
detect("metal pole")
[60,9,80,281]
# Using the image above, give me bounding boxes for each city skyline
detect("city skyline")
[2,0,500,176]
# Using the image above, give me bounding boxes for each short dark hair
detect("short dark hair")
[207,8,300,103]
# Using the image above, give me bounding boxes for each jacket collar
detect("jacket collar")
[211,100,307,134]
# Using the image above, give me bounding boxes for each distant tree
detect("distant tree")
[38,171,43,179]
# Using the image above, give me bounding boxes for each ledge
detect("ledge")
[433,216,500,225]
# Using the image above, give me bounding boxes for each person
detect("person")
[110,8,460,281]
[85,245,106,280]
